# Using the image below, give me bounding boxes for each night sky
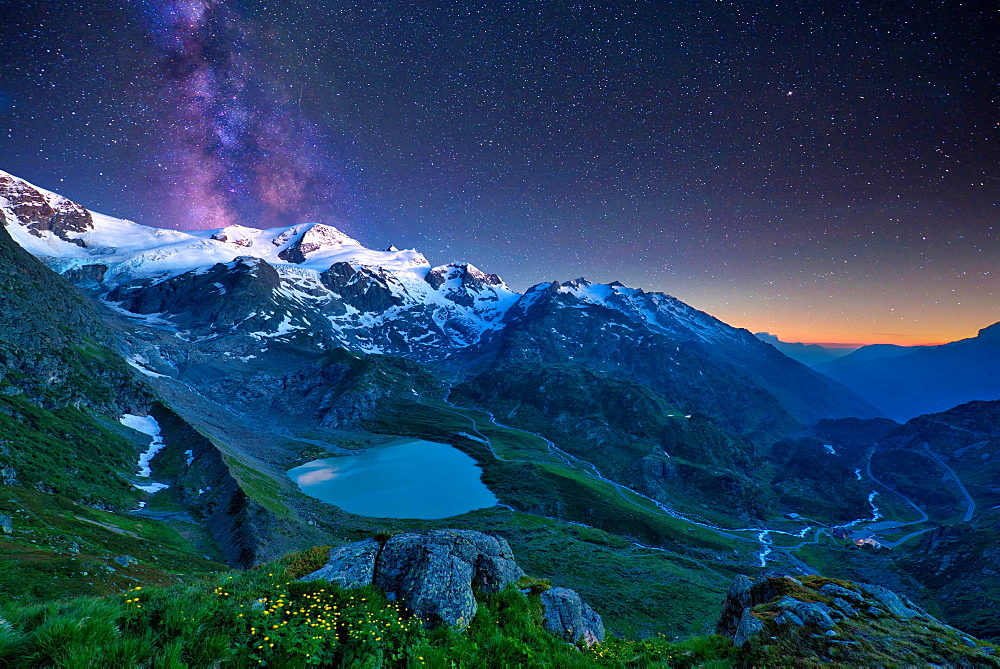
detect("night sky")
[1,1,997,345]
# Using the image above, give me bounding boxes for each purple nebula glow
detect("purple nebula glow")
[140,0,344,230]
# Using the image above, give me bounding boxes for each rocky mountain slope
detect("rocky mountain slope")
[716,573,998,665]
[0,216,234,599]
[865,400,1000,639]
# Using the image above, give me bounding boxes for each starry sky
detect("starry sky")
[1,0,997,345]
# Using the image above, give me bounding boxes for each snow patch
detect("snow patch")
[125,355,167,378]
[134,482,169,494]
[120,414,169,491]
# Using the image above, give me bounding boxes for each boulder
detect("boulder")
[715,574,752,637]
[0,514,12,534]
[775,596,835,630]
[831,597,859,617]
[819,582,863,603]
[302,530,533,630]
[856,582,926,620]
[715,574,996,666]
[541,586,606,646]
[775,609,804,627]
[733,609,764,647]
[374,530,525,629]
[300,539,380,589]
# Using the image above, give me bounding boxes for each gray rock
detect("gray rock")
[856,583,925,619]
[62,263,108,285]
[113,555,136,567]
[733,608,764,647]
[374,530,524,629]
[776,596,836,630]
[0,514,12,533]
[715,574,753,637]
[819,582,863,603]
[299,529,604,641]
[300,539,380,589]
[775,609,804,627]
[541,586,606,646]
[832,597,858,617]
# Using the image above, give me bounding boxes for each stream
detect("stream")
[424,390,947,568]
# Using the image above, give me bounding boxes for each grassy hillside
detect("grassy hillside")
[0,545,736,668]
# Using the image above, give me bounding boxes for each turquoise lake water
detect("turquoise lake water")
[287,438,498,519]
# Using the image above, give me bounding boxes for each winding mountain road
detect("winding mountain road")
[420,392,828,566]
[922,442,975,522]
[414,390,960,566]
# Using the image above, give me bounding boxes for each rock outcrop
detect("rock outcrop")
[301,529,604,643]
[302,530,523,629]
[301,539,380,589]
[540,586,606,645]
[716,574,998,666]
[374,530,523,629]
[0,172,93,245]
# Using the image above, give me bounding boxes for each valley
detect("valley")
[1,169,999,663]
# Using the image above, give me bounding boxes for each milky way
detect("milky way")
[137,0,343,230]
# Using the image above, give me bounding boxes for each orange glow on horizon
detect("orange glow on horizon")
[710,309,994,349]
[789,337,952,348]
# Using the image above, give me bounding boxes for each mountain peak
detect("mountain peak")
[210,225,259,248]
[0,170,94,247]
[273,222,360,263]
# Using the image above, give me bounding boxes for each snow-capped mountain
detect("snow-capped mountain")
[0,170,519,359]
[0,169,878,427]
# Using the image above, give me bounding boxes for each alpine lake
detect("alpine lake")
[287,438,498,519]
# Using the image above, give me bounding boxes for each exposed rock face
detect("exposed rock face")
[146,404,317,568]
[540,586,606,645]
[424,263,504,307]
[303,529,523,629]
[374,530,524,629]
[276,223,357,263]
[855,582,924,619]
[320,262,407,312]
[108,257,282,333]
[716,574,998,665]
[62,263,108,286]
[733,608,764,647]
[715,574,753,640]
[774,596,836,630]
[301,530,603,640]
[304,540,380,589]
[0,172,93,245]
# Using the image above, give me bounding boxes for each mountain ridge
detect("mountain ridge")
[1,168,878,430]
[816,324,1000,421]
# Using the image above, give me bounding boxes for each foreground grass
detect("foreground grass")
[0,546,736,668]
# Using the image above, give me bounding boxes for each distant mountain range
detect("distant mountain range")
[756,325,1000,423]
[753,332,857,367]
[814,326,1000,421]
